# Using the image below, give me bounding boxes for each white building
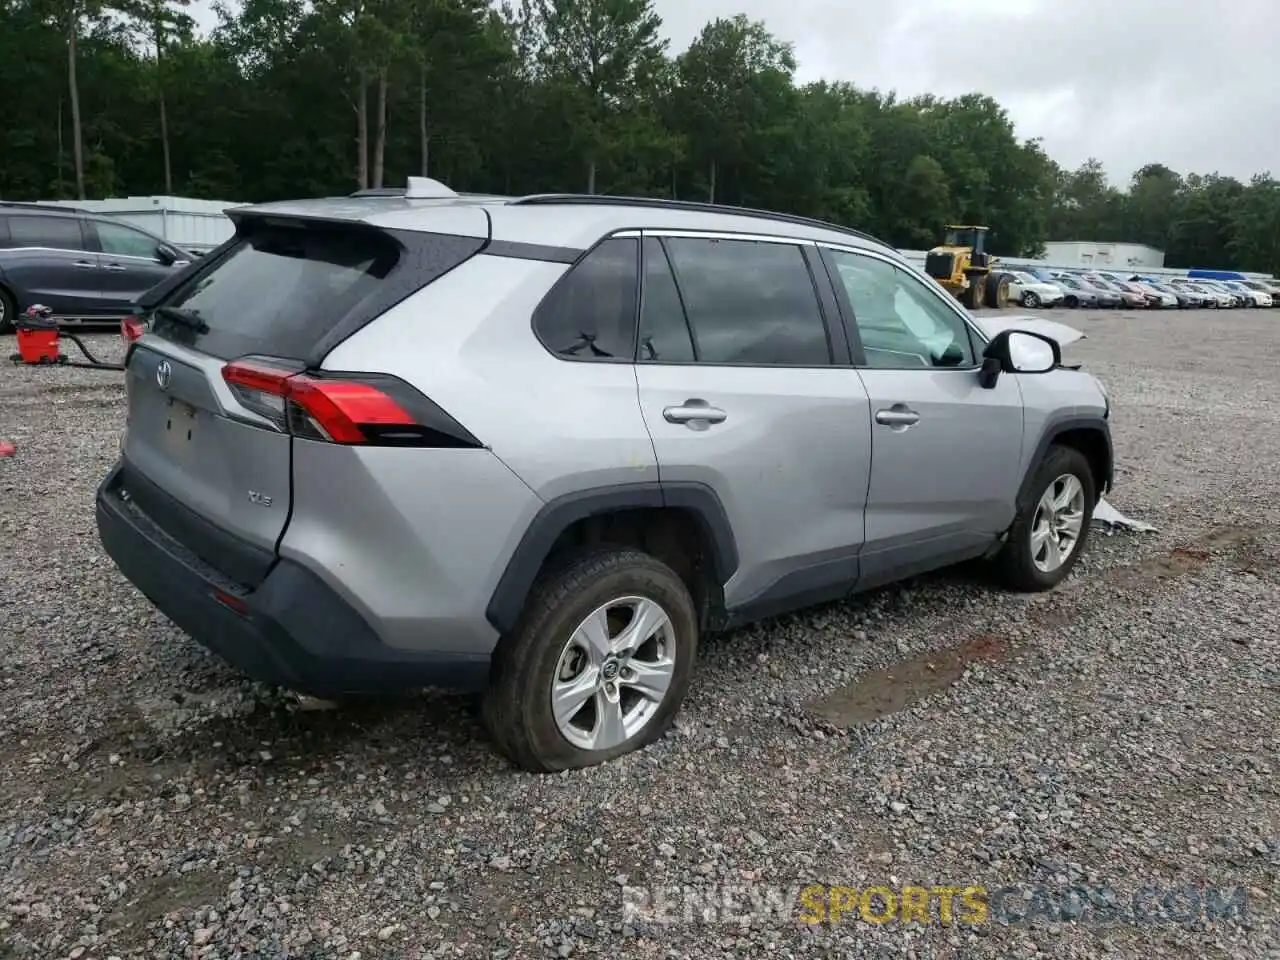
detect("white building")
[1042,241,1165,269]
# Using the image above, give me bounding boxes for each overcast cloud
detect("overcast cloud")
[196,0,1277,185]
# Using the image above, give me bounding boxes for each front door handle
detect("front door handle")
[875,405,920,427]
[663,399,727,426]
[72,260,98,269]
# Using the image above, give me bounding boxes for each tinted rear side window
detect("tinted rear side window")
[7,215,85,251]
[533,237,639,360]
[662,237,831,366]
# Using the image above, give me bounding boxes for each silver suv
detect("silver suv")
[96,180,1113,772]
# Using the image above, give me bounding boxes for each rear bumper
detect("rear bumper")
[95,464,490,696]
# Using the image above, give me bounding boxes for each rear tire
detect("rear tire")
[994,445,1096,592]
[0,287,15,335]
[483,547,698,772]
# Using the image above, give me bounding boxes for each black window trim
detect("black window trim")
[638,235,700,362]
[635,228,841,370]
[819,243,987,373]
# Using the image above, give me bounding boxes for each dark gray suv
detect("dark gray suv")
[0,202,192,332]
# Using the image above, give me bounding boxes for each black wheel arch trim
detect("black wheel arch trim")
[1017,415,1114,507]
[484,481,739,635]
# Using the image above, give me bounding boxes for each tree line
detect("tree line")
[2,0,1277,273]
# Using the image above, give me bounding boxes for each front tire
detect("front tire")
[1022,290,1041,308]
[483,547,698,772]
[994,445,1096,591]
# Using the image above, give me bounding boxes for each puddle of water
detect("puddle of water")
[805,633,1009,727]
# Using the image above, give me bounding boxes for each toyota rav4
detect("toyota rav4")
[96,180,1114,772]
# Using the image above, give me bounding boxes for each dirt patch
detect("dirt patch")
[805,633,1009,727]
[805,523,1272,730]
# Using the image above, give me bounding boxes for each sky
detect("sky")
[192,0,1278,186]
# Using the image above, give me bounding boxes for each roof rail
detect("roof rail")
[507,193,882,246]
[0,200,91,214]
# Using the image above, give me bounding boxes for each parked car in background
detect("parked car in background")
[1050,273,1105,308]
[1240,278,1280,305]
[1169,279,1227,308]
[94,183,1114,771]
[0,201,193,332]
[1005,270,1064,308]
[1222,280,1272,307]
[1145,279,1202,308]
[1086,275,1148,309]
[1125,279,1179,309]
[1199,280,1248,307]
[1076,275,1124,308]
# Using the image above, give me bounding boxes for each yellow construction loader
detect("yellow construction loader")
[924,225,1011,309]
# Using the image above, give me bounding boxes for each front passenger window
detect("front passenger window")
[829,250,976,369]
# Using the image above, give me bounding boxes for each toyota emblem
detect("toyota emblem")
[155,360,172,390]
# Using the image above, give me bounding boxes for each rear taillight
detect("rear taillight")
[121,315,146,343]
[221,358,480,448]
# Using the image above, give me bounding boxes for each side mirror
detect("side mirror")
[157,244,189,267]
[978,329,1061,388]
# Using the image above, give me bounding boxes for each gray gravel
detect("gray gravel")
[2,309,1278,959]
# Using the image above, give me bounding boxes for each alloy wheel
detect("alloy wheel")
[551,596,677,752]
[1030,474,1086,573]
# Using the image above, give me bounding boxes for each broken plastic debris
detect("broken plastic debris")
[1094,498,1158,533]
[0,442,15,458]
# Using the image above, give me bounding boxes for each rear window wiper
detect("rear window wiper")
[152,305,209,333]
[561,332,612,358]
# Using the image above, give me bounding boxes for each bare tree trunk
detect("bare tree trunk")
[355,73,369,190]
[418,62,429,176]
[57,98,65,195]
[372,69,387,189]
[154,18,173,194]
[67,14,85,200]
[708,158,716,204]
[586,158,596,195]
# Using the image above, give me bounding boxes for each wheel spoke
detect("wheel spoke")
[615,598,669,653]
[1053,476,1081,512]
[1030,522,1051,554]
[1042,534,1063,571]
[572,606,614,660]
[552,666,598,727]
[622,658,674,703]
[590,692,628,751]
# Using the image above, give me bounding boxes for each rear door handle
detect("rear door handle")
[72,260,98,269]
[103,263,127,272]
[875,405,920,427]
[663,399,727,425]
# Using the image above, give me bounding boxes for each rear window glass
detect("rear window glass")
[153,225,400,360]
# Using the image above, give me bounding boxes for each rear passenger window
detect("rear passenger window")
[637,238,695,362]
[534,237,639,360]
[662,237,830,366]
[7,215,85,251]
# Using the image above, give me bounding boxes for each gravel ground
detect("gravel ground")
[1,309,1277,959]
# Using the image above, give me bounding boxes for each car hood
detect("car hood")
[971,315,1086,348]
